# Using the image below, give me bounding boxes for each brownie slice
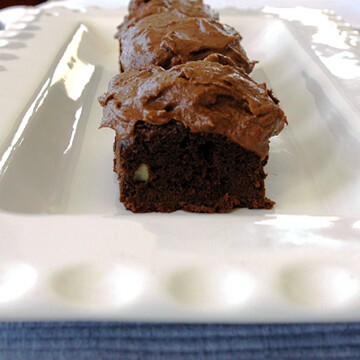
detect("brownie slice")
[99,55,287,213]
[115,121,273,213]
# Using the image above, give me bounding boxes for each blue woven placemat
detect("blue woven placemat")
[0,322,359,360]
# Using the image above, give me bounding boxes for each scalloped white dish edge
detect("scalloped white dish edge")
[0,5,359,322]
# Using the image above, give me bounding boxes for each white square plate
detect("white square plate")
[0,5,360,321]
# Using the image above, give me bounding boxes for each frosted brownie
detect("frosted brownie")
[116,11,254,73]
[99,55,287,213]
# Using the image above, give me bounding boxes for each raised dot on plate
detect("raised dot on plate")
[51,263,145,307]
[8,23,27,30]
[279,264,360,308]
[19,15,36,22]
[1,31,18,38]
[0,263,37,303]
[25,8,40,15]
[165,265,255,310]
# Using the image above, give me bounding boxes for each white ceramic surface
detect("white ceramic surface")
[0,5,359,321]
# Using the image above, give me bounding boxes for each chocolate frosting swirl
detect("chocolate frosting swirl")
[116,12,255,73]
[125,0,219,23]
[99,55,287,158]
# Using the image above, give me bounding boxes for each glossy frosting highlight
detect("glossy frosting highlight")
[99,55,287,158]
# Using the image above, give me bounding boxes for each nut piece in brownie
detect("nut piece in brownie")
[116,12,255,73]
[99,55,287,213]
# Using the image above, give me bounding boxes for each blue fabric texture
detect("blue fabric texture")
[0,322,359,360]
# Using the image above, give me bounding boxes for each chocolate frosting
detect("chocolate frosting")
[99,55,287,158]
[116,12,255,73]
[125,0,219,23]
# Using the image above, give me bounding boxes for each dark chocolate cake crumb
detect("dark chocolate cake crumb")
[114,121,274,213]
